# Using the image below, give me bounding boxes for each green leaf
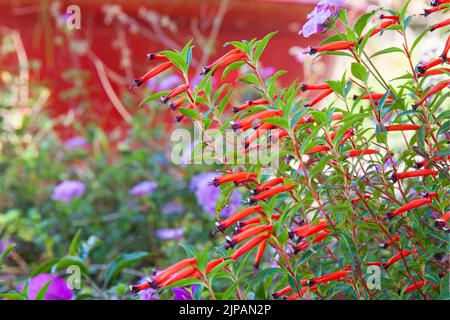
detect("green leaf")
[34,279,53,300]
[104,252,148,286]
[354,10,378,36]
[69,229,82,256]
[262,117,289,129]
[179,107,199,120]
[55,256,88,275]
[351,62,368,82]
[215,182,236,219]
[370,47,404,59]
[138,90,170,107]
[253,31,278,63]
[0,243,15,268]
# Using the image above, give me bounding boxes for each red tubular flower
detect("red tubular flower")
[351,194,372,206]
[430,0,450,6]
[304,88,334,107]
[215,205,262,232]
[161,84,190,103]
[130,61,173,88]
[284,286,318,300]
[379,236,400,249]
[384,124,421,132]
[382,249,418,269]
[430,18,450,31]
[233,94,280,113]
[152,258,198,285]
[244,122,275,148]
[441,34,450,59]
[369,20,397,38]
[293,231,329,254]
[228,234,270,260]
[253,177,284,195]
[305,145,330,155]
[253,239,267,269]
[307,266,352,286]
[413,80,450,108]
[202,51,247,75]
[167,97,186,110]
[416,57,447,74]
[402,280,431,294]
[225,224,272,249]
[353,93,392,101]
[146,53,169,61]
[211,172,258,187]
[306,41,356,55]
[159,265,199,287]
[418,67,450,77]
[424,4,449,16]
[435,211,450,231]
[391,169,438,182]
[379,14,399,21]
[205,258,225,274]
[347,149,379,158]
[290,220,329,240]
[387,198,432,219]
[301,83,330,91]
[231,110,282,131]
[235,217,262,232]
[338,128,354,147]
[248,184,295,204]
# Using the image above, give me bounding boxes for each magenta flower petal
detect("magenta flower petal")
[17,274,74,300]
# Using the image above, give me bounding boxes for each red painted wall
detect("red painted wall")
[0,0,330,134]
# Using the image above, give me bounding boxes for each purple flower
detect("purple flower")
[299,0,344,38]
[51,180,86,202]
[260,66,276,79]
[155,227,184,241]
[146,74,182,92]
[162,202,184,215]
[17,274,74,300]
[172,284,199,300]
[128,181,158,197]
[189,173,242,217]
[64,136,89,151]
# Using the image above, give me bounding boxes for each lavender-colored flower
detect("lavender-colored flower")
[17,274,74,300]
[64,136,89,151]
[51,180,86,202]
[162,202,184,215]
[299,0,344,38]
[155,227,184,241]
[260,66,276,79]
[128,181,158,197]
[189,172,242,217]
[136,277,159,300]
[172,284,199,300]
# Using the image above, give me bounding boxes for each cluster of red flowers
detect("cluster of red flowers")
[129,1,449,300]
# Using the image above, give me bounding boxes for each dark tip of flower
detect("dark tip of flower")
[288,229,295,240]
[385,213,393,221]
[300,82,307,91]
[209,179,220,187]
[382,263,389,269]
[304,104,311,108]
[161,96,169,104]
[434,219,445,229]
[129,79,141,90]
[379,243,388,249]
[230,121,240,131]
[413,162,423,169]
[423,9,431,16]
[201,66,211,76]
[168,102,176,110]
[247,197,256,205]
[175,115,184,122]
[252,263,260,269]
[411,103,419,110]
[272,292,280,299]
[441,54,448,61]
[146,53,155,60]
[352,94,359,100]
[416,65,426,74]
[308,47,317,55]
[232,106,240,113]
[390,173,398,183]
[438,271,447,279]
[307,279,316,287]
[244,140,250,149]
[215,221,225,233]
[225,236,236,249]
